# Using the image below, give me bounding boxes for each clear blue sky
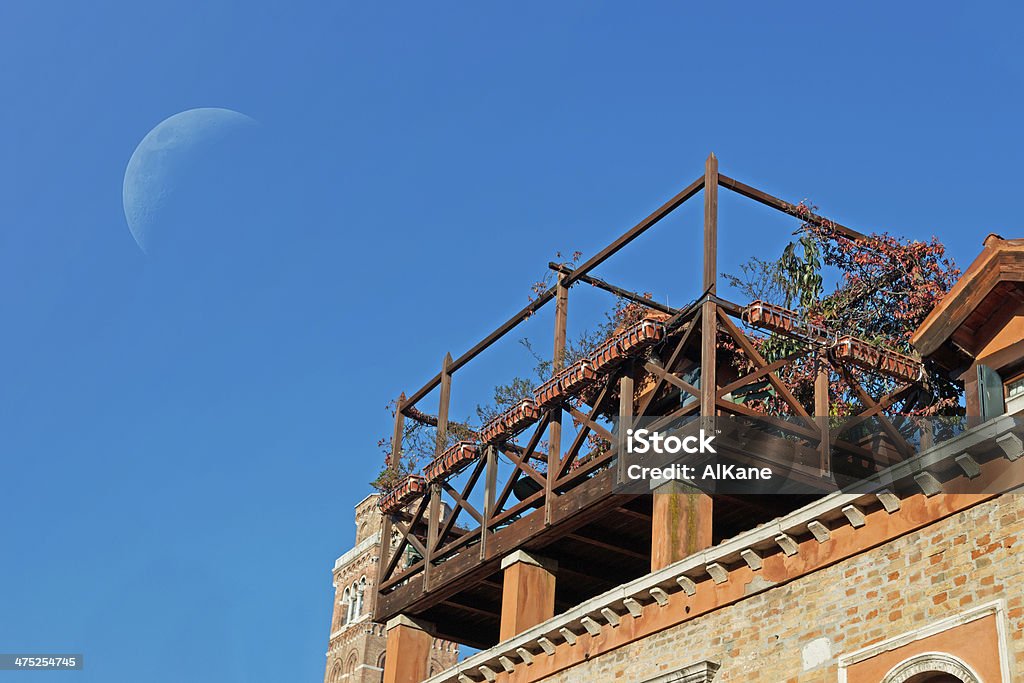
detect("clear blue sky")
[1,2,1021,681]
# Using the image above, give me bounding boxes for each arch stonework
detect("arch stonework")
[344,649,360,675]
[881,653,980,683]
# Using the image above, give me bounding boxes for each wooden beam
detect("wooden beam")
[424,354,453,590]
[637,311,701,417]
[382,494,430,582]
[435,458,486,556]
[567,532,648,561]
[441,599,499,621]
[558,377,613,479]
[546,274,568,525]
[700,156,718,419]
[717,309,813,422]
[716,350,809,399]
[837,365,916,461]
[643,360,700,399]
[375,468,635,622]
[435,353,453,453]
[615,506,652,522]
[815,354,831,477]
[617,362,635,485]
[401,175,705,410]
[703,153,718,293]
[547,263,677,315]
[480,445,498,560]
[389,392,407,473]
[377,392,407,591]
[717,173,869,242]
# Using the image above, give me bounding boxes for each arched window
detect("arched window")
[340,587,352,626]
[346,583,357,624]
[355,576,367,617]
[344,651,359,675]
[329,662,343,683]
[881,653,980,683]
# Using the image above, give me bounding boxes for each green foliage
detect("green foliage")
[723,204,962,417]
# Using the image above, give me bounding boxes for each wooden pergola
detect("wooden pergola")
[373,155,932,652]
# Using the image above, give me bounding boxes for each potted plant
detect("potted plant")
[425,441,480,482]
[378,474,427,514]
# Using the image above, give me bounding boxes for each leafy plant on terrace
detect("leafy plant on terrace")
[723,202,962,419]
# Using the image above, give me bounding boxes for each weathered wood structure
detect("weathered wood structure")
[373,155,941,656]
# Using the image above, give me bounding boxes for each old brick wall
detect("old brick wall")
[540,493,1023,682]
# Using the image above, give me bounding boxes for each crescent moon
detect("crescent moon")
[122,108,257,253]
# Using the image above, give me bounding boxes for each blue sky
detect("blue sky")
[1,2,1022,681]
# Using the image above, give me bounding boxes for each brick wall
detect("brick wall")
[539,493,1024,682]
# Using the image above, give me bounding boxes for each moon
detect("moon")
[122,108,257,253]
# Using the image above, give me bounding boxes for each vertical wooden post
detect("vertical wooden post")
[659,153,718,571]
[377,393,406,591]
[391,393,407,473]
[480,444,497,560]
[700,153,719,419]
[424,354,452,592]
[703,152,719,295]
[545,274,569,525]
[617,362,635,485]
[815,355,831,477]
[435,353,453,452]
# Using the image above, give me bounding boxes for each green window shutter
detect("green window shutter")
[978,364,1005,421]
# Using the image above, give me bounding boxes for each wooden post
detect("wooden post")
[377,393,406,591]
[424,355,452,591]
[435,353,453,451]
[480,444,497,561]
[657,153,718,572]
[651,481,713,571]
[499,551,557,640]
[700,154,719,420]
[390,393,407,473]
[382,615,433,683]
[545,274,568,525]
[815,354,831,477]
[703,152,718,295]
[617,362,635,485]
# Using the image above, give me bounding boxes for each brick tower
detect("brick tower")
[324,494,458,683]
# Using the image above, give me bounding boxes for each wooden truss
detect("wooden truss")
[372,155,931,646]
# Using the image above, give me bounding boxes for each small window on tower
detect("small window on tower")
[341,587,352,626]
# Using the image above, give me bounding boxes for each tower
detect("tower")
[324,494,458,683]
